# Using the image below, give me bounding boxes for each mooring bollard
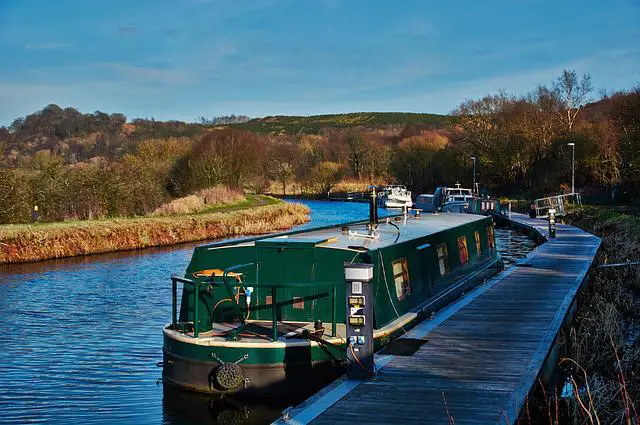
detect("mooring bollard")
[548,208,557,238]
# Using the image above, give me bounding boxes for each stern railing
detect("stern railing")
[171,267,339,342]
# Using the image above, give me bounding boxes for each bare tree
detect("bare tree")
[552,69,592,131]
[267,142,297,195]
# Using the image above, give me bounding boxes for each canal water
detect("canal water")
[0,201,537,425]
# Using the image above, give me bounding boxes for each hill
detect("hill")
[231,112,455,134]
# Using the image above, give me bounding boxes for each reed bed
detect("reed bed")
[519,206,639,425]
[0,201,309,264]
[151,185,245,216]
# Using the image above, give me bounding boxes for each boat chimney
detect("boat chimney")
[369,186,378,230]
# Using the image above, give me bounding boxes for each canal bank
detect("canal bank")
[0,197,308,264]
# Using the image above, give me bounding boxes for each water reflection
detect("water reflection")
[162,385,287,425]
[0,202,537,425]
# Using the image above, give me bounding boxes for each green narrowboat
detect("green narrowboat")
[162,203,502,396]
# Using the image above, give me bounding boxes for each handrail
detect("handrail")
[534,192,582,217]
[171,272,340,342]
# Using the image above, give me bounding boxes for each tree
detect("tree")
[306,161,343,195]
[453,93,534,191]
[267,142,297,195]
[389,132,449,194]
[552,69,592,132]
[168,128,265,195]
[346,133,367,179]
[610,87,640,197]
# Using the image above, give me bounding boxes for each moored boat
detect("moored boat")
[378,184,412,209]
[414,193,435,212]
[436,183,474,213]
[162,194,502,396]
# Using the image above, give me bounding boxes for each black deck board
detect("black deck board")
[278,212,600,425]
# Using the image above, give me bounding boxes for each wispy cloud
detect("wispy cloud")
[118,26,137,36]
[107,63,194,84]
[24,42,71,50]
[394,18,438,37]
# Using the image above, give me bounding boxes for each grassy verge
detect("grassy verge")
[0,197,309,264]
[523,206,640,424]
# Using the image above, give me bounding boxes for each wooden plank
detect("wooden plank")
[276,213,600,425]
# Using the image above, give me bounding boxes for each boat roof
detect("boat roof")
[203,212,489,252]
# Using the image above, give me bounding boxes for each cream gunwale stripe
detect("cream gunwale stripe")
[207,242,255,250]
[163,312,417,349]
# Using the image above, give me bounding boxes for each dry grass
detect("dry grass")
[266,179,389,197]
[196,186,245,205]
[519,206,639,425]
[331,179,387,193]
[152,195,205,215]
[0,201,309,264]
[151,185,245,216]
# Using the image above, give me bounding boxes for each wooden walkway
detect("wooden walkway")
[276,213,601,425]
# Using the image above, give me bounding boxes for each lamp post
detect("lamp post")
[567,143,575,194]
[470,156,476,194]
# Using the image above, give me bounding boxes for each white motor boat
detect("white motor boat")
[378,184,413,209]
[440,183,474,212]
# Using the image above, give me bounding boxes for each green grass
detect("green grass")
[228,112,456,134]
[0,195,281,238]
[196,194,280,214]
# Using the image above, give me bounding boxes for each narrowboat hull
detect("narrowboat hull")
[163,211,502,396]
[162,336,342,396]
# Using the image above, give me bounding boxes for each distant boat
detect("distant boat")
[414,193,435,212]
[378,184,412,209]
[435,183,474,213]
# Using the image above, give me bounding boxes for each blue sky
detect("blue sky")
[1,0,639,125]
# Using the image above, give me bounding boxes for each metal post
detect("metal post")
[194,283,199,338]
[331,285,337,337]
[568,142,575,194]
[172,278,177,329]
[572,144,575,194]
[548,208,557,239]
[272,287,278,342]
[471,156,476,195]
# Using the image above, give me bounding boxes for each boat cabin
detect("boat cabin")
[174,212,498,342]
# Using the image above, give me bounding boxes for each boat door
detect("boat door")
[416,242,435,300]
[256,237,321,322]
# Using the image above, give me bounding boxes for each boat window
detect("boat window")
[436,243,449,276]
[292,297,304,309]
[487,225,496,249]
[474,231,482,255]
[454,196,464,201]
[457,236,469,265]
[392,258,411,300]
